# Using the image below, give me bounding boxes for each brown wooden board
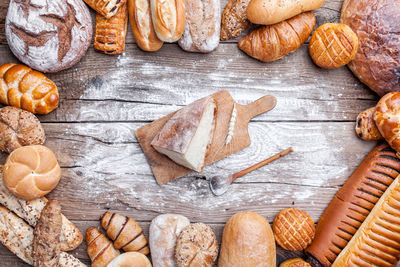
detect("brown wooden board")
[136,90,276,184]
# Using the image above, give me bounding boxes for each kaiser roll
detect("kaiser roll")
[3,145,61,200]
[107,252,152,267]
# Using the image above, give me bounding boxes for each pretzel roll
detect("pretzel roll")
[0,63,59,114]
[273,208,315,251]
[3,145,61,200]
[374,92,400,155]
[101,212,149,255]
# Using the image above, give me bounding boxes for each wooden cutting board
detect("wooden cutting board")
[136,90,277,185]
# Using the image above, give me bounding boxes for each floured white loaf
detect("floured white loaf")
[151,96,216,172]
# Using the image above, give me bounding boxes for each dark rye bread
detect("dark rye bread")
[306,142,400,266]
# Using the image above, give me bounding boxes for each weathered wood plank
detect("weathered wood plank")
[0,43,377,123]
[0,0,343,45]
[0,220,305,266]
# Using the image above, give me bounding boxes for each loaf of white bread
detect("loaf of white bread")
[0,170,82,251]
[151,96,216,172]
[0,205,86,266]
[333,174,400,266]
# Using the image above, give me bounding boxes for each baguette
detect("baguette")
[0,205,86,267]
[332,175,400,266]
[238,12,316,62]
[94,2,128,55]
[247,0,324,25]
[150,0,185,42]
[128,0,163,51]
[0,171,82,251]
[306,142,400,266]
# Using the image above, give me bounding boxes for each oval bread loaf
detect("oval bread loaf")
[218,211,276,267]
[3,145,61,200]
[0,63,59,114]
[0,106,45,153]
[107,252,152,267]
[247,0,324,25]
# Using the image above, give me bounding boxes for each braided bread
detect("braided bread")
[306,142,400,266]
[101,212,149,254]
[0,63,59,114]
[333,175,400,266]
[83,0,126,18]
[86,227,120,267]
[94,2,128,55]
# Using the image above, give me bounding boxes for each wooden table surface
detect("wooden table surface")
[0,0,380,266]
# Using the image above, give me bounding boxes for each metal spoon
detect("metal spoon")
[209,147,294,196]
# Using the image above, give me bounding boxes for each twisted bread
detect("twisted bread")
[86,227,120,267]
[0,106,45,153]
[0,63,59,114]
[83,0,126,18]
[101,212,149,254]
[3,145,61,200]
[355,107,383,141]
[333,175,400,266]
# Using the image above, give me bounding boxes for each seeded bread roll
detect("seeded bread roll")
[220,0,251,41]
[0,106,45,153]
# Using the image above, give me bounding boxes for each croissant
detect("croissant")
[101,212,150,255]
[83,0,126,18]
[238,12,316,62]
[86,227,120,267]
[0,63,59,114]
[94,2,128,55]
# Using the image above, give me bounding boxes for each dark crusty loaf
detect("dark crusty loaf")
[306,142,400,266]
[332,174,400,266]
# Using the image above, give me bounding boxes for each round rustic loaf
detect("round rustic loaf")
[175,223,218,267]
[107,252,152,267]
[341,0,400,96]
[5,0,92,73]
[0,106,45,153]
[309,23,359,69]
[273,208,315,251]
[374,92,400,155]
[3,145,61,200]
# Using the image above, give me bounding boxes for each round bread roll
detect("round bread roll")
[107,252,152,267]
[341,0,400,96]
[309,23,359,69]
[273,208,315,251]
[3,145,61,200]
[175,223,218,267]
[5,0,92,73]
[0,106,45,153]
[218,211,276,267]
[280,258,311,267]
[374,92,400,155]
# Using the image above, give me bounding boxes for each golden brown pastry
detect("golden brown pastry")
[150,0,185,42]
[101,212,149,254]
[3,145,61,200]
[355,107,383,141]
[332,175,400,266]
[309,23,359,69]
[238,12,316,62]
[83,0,126,18]
[175,223,218,267]
[220,0,251,41]
[273,208,315,251]
[247,0,324,25]
[86,227,120,267]
[107,252,152,267]
[0,106,45,154]
[306,142,400,266]
[94,2,128,55]
[218,211,276,267]
[128,0,163,51]
[341,0,400,96]
[33,199,62,267]
[280,258,311,267]
[374,92,400,156]
[0,63,59,114]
